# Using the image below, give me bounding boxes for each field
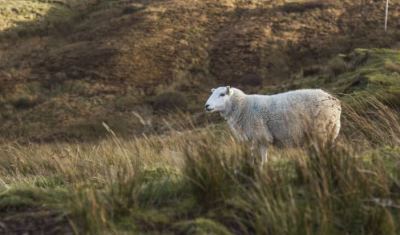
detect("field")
[1,0,400,234]
[1,99,400,234]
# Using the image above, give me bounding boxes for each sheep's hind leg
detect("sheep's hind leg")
[249,143,257,166]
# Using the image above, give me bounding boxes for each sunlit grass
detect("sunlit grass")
[0,0,78,33]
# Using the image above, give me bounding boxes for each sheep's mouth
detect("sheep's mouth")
[205,107,214,112]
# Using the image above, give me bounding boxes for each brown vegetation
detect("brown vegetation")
[1,0,400,142]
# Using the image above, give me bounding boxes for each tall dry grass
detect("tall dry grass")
[0,98,400,234]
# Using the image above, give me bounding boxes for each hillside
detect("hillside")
[1,0,400,142]
[2,1,400,234]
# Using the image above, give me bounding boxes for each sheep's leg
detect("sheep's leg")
[259,145,268,167]
[249,143,257,166]
[250,143,268,168]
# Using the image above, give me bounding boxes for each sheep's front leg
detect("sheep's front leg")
[259,145,268,167]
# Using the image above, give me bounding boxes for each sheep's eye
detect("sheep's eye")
[219,93,225,97]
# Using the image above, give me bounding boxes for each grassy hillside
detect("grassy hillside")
[1,0,400,142]
[1,1,400,234]
[1,46,400,234]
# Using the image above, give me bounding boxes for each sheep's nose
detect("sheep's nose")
[205,104,210,109]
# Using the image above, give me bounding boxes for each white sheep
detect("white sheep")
[205,86,341,165]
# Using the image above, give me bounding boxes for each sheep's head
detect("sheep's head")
[205,86,233,113]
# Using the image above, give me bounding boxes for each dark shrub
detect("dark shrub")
[303,65,322,77]
[280,1,331,13]
[122,6,145,15]
[11,95,40,109]
[114,95,138,112]
[239,73,263,87]
[327,57,348,77]
[152,91,188,112]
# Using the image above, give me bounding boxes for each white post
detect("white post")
[385,0,389,31]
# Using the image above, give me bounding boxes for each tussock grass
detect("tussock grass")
[1,99,400,234]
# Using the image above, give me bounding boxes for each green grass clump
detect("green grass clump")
[335,49,400,106]
[0,184,69,212]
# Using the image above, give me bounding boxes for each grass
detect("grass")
[289,48,400,109]
[1,98,400,234]
[0,0,82,39]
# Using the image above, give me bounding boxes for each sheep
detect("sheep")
[205,86,341,165]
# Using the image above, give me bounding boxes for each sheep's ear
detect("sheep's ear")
[211,88,215,93]
[226,86,232,95]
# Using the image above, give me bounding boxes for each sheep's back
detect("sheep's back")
[263,89,341,147]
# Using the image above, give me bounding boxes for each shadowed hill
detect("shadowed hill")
[0,0,400,142]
